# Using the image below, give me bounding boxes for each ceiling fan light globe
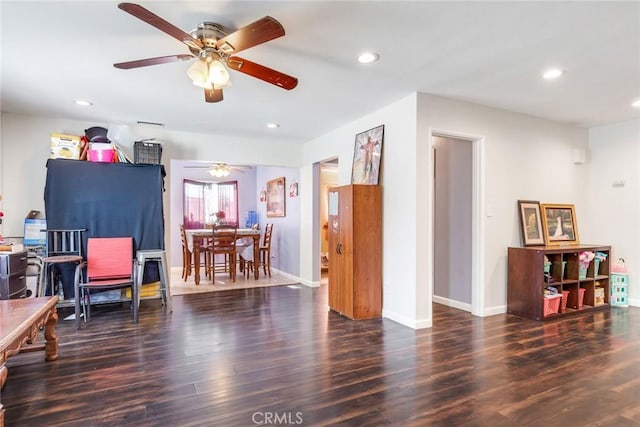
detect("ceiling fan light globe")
[209,163,231,177]
[213,80,232,90]
[187,59,209,84]
[209,60,231,86]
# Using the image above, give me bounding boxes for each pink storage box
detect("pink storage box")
[543,295,562,317]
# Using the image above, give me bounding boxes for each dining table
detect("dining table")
[186,228,261,285]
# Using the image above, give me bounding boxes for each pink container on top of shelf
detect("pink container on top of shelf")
[87,143,115,163]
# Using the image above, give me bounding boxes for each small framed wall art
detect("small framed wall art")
[517,200,545,246]
[289,180,298,197]
[351,124,384,185]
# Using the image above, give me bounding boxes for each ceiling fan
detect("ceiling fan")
[185,162,251,177]
[114,3,298,103]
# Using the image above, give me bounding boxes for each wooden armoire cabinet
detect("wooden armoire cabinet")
[328,184,382,319]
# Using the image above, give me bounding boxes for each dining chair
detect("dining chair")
[258,223,274,278]
[209,224,238,283]
[73,237,137,329]
[237,223,260,279]
[179,224,193,281]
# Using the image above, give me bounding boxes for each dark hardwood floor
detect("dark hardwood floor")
[4,285,640,426]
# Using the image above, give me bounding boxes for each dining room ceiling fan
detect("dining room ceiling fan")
[114,2,298,103]
[185,162,252,177]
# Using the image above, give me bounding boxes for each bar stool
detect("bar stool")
[135,249,172,312]
[38,255,84,298]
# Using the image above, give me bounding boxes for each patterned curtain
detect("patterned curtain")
[217,181,238,225]
[183,179,238,229]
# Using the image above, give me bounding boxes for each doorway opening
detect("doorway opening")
[319,158,339,285]
[430,130,485,317]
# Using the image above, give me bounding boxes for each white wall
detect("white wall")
[586,119,640,306]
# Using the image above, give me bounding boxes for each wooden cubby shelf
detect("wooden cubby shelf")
[507,244,611,321]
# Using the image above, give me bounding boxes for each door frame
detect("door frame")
[428,128,486,317]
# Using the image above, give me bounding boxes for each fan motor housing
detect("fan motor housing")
[189,22,226,53]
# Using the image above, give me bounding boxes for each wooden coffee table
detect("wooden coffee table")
[0,296,59,426]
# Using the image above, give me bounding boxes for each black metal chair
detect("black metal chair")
[37,229,85,299]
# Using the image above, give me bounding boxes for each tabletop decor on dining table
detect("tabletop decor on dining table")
[210,210,226,225]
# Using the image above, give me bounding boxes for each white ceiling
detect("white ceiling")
[2,1,639,145]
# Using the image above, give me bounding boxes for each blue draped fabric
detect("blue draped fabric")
[44,159,165,295]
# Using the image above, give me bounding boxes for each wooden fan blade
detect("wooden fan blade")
[227,56,298,90]
[114,54,194,69]
[205,88,224,103]
[215,16,284,55]
[118,3,203,50]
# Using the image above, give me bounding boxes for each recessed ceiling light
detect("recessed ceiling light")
[74,99,93,106]
[266,123,280,129]
[358,52,380,64]
[542,68,564,80]
[632,99,640,108]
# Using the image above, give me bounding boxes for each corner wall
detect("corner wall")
[302,91,590,329]
[586,119,640,306]
[301,94,420,326]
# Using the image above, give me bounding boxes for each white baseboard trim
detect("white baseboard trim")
[432,295,506,317]
[482,305,507,316]
[382,309,432,329]
[270,268,320,288]
[299,279,321,287]
[432,295,472,312]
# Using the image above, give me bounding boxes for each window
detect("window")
[183,179,238,229]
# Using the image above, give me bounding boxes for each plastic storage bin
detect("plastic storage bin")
[88,148,115,163]
[578,288,586,308]
[560,290,570,312]
[543,295,562,317]
[134,141,162,165]
[579,264,588,279]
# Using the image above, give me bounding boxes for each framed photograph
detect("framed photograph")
[517,200,545,246]
[351,124,384,185]
[541,203,579,245]
[289,181,298,198]
[266,177,286,217]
